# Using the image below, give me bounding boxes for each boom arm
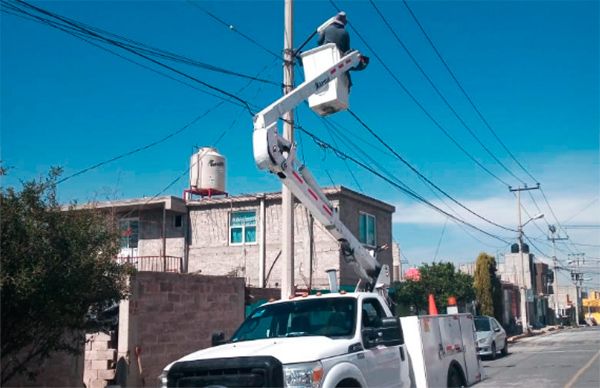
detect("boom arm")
[252,50,389,292]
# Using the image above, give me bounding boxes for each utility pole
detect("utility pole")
[281,0,295,299]
[568,253,585,326]
[548,225,568,322]
[509,184,541,333]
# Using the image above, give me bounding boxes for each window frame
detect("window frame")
[359,211,377,247]
[119,218,139,249]
[229,210,258,246]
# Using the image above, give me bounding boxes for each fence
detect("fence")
[115,256,182,273]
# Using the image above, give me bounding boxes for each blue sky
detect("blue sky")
[2,1,598,285]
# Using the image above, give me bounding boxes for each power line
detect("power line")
[1,4,251,108]
[328,0,510,187]
[347,108,516,232]
[11,0,254,113]
[294,122,511,244]
[369,0,526,185]
[400,0,537,183]
[321,115,506,249]
[186,0,281,60]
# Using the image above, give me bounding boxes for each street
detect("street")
[478,327,600,387]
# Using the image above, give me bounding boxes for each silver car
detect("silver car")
[474,315,508,359]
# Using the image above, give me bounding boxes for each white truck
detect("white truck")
[160,17,482,388]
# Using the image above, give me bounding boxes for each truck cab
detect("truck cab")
[160,292,410,388]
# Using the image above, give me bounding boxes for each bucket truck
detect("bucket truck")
[160,35,481,388]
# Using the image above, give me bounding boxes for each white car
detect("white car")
[474,316,508,359]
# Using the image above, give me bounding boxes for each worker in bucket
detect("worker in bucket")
[317,12,369,91]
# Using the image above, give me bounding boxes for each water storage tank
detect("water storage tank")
[300,43,349,116]
[189,147,226,193]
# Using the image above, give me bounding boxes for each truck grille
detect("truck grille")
[166,356,284,387]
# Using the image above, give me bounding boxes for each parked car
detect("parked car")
[474,316,507,359]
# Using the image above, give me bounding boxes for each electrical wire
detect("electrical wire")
[328,0,510,187]
[400,0,537,183]
[347,108,516,232]
[320,116,506,249]
[369,0,526,185]
[1,4,250,108]
[185,0,281,60]
[294,122,511,244]
[10,0,254,113]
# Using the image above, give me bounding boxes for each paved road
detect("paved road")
[477,326,600,387]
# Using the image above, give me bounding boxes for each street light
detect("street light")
[523,213,544,227]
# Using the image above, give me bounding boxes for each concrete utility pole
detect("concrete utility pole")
[510,184,541,333]
[281,0,295,299]
[548,225,568,322]
[569,253,585,326]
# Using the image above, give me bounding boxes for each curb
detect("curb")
[507,325,566,344]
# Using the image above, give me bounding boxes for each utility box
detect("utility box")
[300,43,349,116]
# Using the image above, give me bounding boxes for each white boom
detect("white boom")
[252,50,389,292]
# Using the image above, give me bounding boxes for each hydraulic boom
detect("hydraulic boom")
[252,50,389,293]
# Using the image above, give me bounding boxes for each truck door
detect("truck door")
[361,298,404,388]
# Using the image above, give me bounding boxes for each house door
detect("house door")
[119,218,139,258]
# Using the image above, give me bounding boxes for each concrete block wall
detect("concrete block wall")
[120,272,245,387]
[2,334,84,387]
[188,199,341,290]
[84,332,116,388]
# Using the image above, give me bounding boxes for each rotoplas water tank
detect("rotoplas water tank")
[189,147,226,192]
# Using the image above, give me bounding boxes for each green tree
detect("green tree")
[473,252,503,320]
[394,262,475,315]
[1,169,131,383]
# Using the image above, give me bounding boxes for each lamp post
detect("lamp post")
[518,209,544,333]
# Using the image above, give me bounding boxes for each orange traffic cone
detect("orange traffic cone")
[428,293,438,315]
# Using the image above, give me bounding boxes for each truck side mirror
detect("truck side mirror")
[211,331,226,347]
[362,317,404,349]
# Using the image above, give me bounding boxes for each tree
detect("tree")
[393,262,475,315]
[0,169,132,383]
[473,252,503,320]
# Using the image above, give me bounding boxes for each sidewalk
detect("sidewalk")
[507,325,565,343]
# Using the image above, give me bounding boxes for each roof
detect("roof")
[186,185,395,213]
[72,195,187,213]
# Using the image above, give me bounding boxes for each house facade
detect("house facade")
[98,186,395,290]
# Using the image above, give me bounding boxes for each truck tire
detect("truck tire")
[447,366,465,388]
[490,342,497,360]
[501,340,508,357]
[336,378,361,388]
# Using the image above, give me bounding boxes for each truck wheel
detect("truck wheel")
[501,340,508,357]
[447,367,465,388]
[336,378,361,388]
[490,342,497,360]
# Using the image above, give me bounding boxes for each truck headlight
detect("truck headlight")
[283,361,324,388]
[159,371,168,388]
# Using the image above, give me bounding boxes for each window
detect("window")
[361,299,385,328]
[119,219,139,249]
[174,214,183,228]
[230,211,257,245]
[359,212,376,247]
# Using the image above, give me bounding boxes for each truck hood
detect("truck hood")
[164,336,352,371]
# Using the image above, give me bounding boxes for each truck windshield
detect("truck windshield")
[474,317,491,332]
[231,297,356,342]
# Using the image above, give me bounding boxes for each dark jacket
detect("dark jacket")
[317,23,350,54]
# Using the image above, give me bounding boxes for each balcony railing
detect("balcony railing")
[116,256,183,273]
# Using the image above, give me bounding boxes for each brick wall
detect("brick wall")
[121,272,245,386]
